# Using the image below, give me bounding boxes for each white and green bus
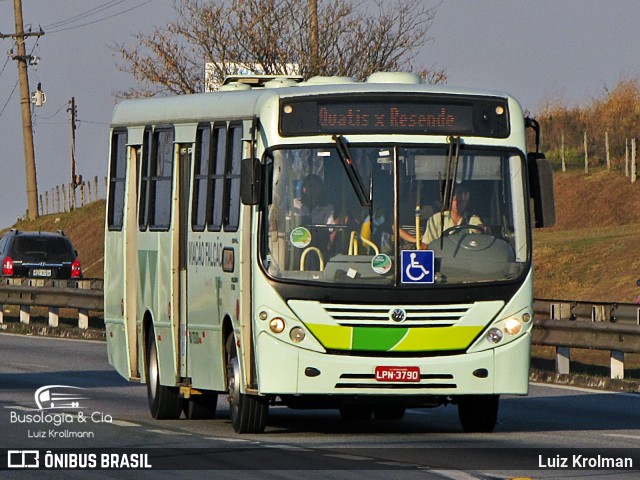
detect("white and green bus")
[104,72,555,433]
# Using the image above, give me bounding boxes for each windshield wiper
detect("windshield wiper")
[333,135,371,207]
[438,136,461,248]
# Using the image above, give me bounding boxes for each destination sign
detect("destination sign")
[279,94,509,138]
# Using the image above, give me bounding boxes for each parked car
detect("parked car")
[0,230,82,279]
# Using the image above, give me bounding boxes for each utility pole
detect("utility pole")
[309,0,319,77]
[68,97,78,209]
[0,0,44,220]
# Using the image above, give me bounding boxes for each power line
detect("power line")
[0,38,39,120]
[43,0,128,29]
[0,79,19,118]
[0,53,12,79]
[44,0,153,34]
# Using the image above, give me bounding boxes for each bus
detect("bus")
[104,71,555,433]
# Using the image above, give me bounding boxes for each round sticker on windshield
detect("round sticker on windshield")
[290,227,312,248]
[371,254,392,274]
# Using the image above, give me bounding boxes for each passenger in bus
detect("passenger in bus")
[294,174,335,227]
[421,183,483,247]
[294,174,336,269]
[398,180,482,250]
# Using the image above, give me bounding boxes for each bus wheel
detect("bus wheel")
[339,405,372,420]
[457,395,499,433]
[146,333,182,419]
[373,406,406,420]
[184,392,218,420]
[225,335,268,433]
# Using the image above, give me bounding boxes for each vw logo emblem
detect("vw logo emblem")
[389,308,407,323]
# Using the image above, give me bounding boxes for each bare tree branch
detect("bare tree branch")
[112,0,446,98]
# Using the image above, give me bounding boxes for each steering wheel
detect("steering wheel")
[443,224,485,236]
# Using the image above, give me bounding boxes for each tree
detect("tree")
[112,0,445,97]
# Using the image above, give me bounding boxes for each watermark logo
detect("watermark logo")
[8,450,40,468]
[34,385,88,410]
[7,384,112,441]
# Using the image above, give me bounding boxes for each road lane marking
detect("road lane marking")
[604,433,640,440]
[428,470,485,479]
[324,453,371,461]
[147,429,192,436]
[202,437,257,444]
[532,382,640,398]
[264,444,313,451]
[110,419,140,427]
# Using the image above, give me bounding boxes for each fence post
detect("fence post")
[20,305,30,324]
[78,309,89,329]
[605,131,610,171]
[49,306,59,327]
[610,351,625,379]
[561,132,566,172]
[551,302,571,374]
[625,138,630,177]
[583,131,588,174]
[632,138,637,183]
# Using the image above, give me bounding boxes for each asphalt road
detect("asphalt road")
[1,332,639,479]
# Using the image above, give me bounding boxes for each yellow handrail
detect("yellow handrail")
[300,247,325,271]
[347,231,379,255]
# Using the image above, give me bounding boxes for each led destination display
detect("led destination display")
[280,95,510,137]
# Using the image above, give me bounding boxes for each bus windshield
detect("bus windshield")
[261,144,529,286]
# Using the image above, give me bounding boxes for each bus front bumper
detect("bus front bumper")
[255,331,531,396]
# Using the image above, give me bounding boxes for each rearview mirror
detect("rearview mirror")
[240,157,262,205]
[528,152,555,228]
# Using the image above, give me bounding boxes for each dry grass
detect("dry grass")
[534,170,640,302]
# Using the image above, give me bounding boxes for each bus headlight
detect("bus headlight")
[269,317,286,333]
[486,328,503,344]
[504,318,522,335]
[289,327,306,343]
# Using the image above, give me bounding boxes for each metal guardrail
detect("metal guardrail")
[0,277,103,329]
[0,280,638,379]
[533,299,640,379]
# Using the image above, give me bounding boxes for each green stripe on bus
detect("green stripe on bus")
[305,324,484,352]
[352,327,407,351]
[305,323,352,350]
[392,326,483,351]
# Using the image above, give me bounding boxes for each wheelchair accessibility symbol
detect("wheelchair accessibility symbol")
[401,250,434,284]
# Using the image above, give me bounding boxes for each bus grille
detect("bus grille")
[319,303,473,327]
[335,373,456,390]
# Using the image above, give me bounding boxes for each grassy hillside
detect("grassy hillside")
[4,170,640,303]
[534,170,640,302]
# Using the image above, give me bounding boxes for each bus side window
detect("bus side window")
[108,129,128,231]
[224,124,242,231]
[138,126,152,230]
[149,126,174,230]
[209,125,226,231]
[192,124,211,232]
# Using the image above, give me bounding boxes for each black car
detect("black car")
[0,230,82,279]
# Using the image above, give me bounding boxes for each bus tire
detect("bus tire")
[457,395,499,433]
[146,332,182,420]
[184,392,218,420]
[373,406,406,420]
[225,335,268,433]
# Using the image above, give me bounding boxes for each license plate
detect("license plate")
[374,366,420,382]
[32,269,52,277]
